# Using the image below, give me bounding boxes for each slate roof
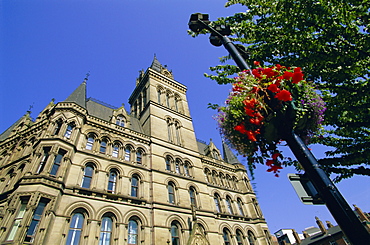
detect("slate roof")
[300,226,342,245]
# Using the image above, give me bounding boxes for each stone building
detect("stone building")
[0,57,271,245]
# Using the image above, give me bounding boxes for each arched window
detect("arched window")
[171,221,180,245]
[248,231,256,245]
[219,173,225,186]
[223,228,231,245]
[168,182,176,204]
[136,149,143,164]
[142,89,147,106]
[99,216,113,245]
[125,146,132,161]
[66,213,84,245]
[53,119,63,136]
[128,218,139,245]
[204,169,210,182]
[81,164,94,188]
[116,115,125,127]
[86,135,95,150]
[232,176,238,189]
[64,123,75,139]
[237,198,245,216]
[107,170,117,193]
[100,139,108,153]
[167,119,173,142]
[7,199,28,241]
[183,162,190,176]
[131,175,139,197]
[226,175,232,188]
[166,93,170,107]
[212,171,218,185]
[252,198,261,218]
[165,156,172,171]
[236,230,244,245]
[112,144,119,158]
[175,159,181,174]
[214,194,222,213]
[189,187,197,207]
[174,122,181,145]
[174,96,180,112]
[225,196,233,214]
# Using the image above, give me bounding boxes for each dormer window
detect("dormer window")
[116,115,125,127]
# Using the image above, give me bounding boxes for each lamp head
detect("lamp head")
[188,13,210,32]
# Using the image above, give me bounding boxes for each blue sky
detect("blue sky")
[2,0,369,235]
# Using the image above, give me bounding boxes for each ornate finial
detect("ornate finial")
[27,103,34,114]
[84,71,90,83]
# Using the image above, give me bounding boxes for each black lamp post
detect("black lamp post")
[189,13,370,244]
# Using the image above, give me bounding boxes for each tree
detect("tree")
[199,0,370,181]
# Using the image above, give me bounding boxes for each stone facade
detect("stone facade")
[0,57,271,245]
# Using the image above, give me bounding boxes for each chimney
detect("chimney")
[326,221,334,228]
[315,216,327,234]
[292,229,301,244]
[303,231,309,238]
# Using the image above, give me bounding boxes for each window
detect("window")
[183,162,190,176]
[37,147,51,174]
[131,175,139,197]
[174,97,179,112]
[213,150,219,160]
[66,213,84,245]
[99,216,113,245]
[165,157,172,171]
[247,231,256,245]
[128,219,139,245]
[50,149,66,176]
[236,230,244,245]
[223,228,231,245]
[142,89,147,106]
[225,196,233,214]
[252,198,261,217]
[175,159,181,174]
[100,139,107,153]
[214,194,221,213]
[171,221,180,245]
[107,170,117,193]
[64,123,74,139]
[212,171,218,185]
[189,187,196,207]
[116,115,125,127]
[175,122,181,145]
[24,198,49,242]
[167,120,172,142]
[112,144,119,158]
[53,119,63,136]
[125,146,132,161]
[136,149,143,164]
[81,165,94,188]
[168,182,175,204]
[86,135,95,150]
[157,90,161,104]
[237,198,244,216]
[166,93,170,107]
[7,199,28,241]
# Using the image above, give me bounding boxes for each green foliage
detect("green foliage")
[203,0,370,181]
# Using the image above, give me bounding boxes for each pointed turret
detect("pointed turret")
[222,140,240,165]
[150,54,162,72]
[64,79,87,108]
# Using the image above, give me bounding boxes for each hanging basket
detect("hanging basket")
[216,62,326,176]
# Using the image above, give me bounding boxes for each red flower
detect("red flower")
[243,98,258,108]
[266,159,274,166]
[267,164,283,173]
[282,71,293,80]
[246,130,259,142]
[292,70,304,84]
[252,69,262,79]
[262,68,278,78]
[234,124,247,134]
[254,61,260,66]
[244,108,255,117]
[275,90,292,101]
[267,84,280,93]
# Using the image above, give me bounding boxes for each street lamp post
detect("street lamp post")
[189,13,370,244]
